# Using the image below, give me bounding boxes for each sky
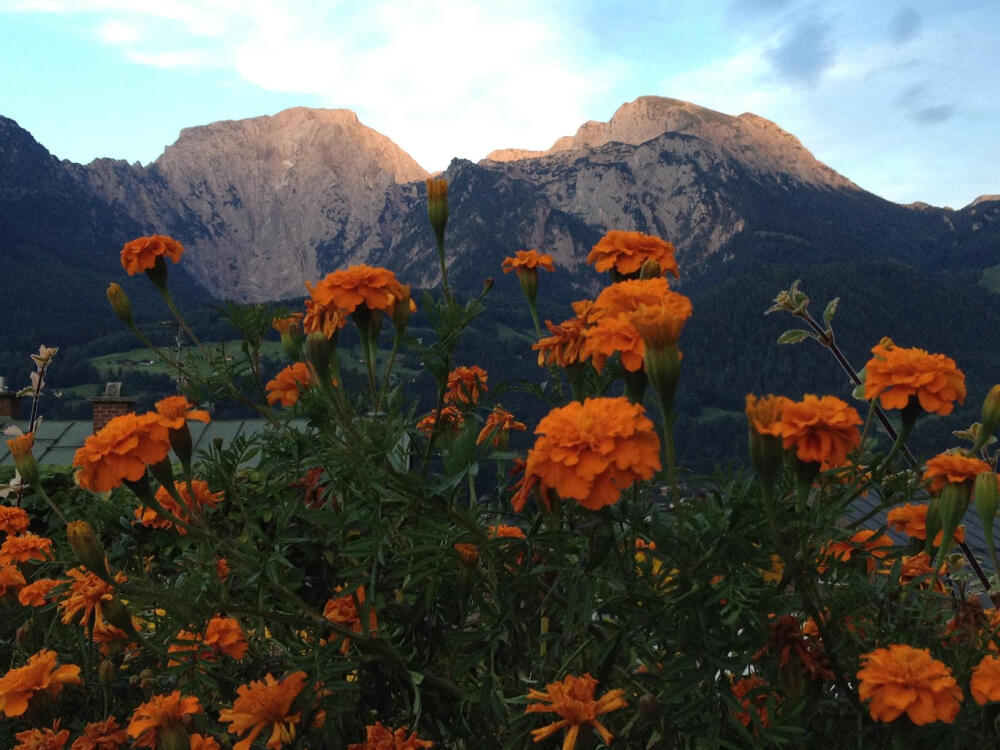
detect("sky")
[1,0,997,208]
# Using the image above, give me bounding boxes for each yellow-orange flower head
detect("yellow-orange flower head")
[587,230,679,278]
[266,362,314,408]
[219,671,307,750]
[154,396,211,429]
[971,654,1000,705]
[525,673,627,750]
[857,644,962,724]
[502,249,555,274]
[120,235,184,275]
[347,722,435,749]
[72,412,171,493]
[0,649,81,718]
[923,452,992,493]
[524,397,661,510]
[445,366,489,407]
[305,264,409,316]
[864,341,966,416]
[127,691,203,749]
[776,394,862,469]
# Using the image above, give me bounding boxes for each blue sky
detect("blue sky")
[1,0,997,208]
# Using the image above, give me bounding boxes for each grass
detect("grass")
[979,263,1000,294]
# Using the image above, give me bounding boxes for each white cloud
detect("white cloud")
[96,18,139,44]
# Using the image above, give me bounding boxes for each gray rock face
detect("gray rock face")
[73,97,869,301]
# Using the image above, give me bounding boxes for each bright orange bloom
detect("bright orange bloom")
[120,235,184,275]
[776,394,862,468]
[0,504,31,535]
[135,480,223,534]
[820,529,894,574]
[630,297,693,349]
[73,412,171,492]
[582,316,645,372]
[14,721,70,750]
[18,578,62,608]
[323,586,377,654]
[347,722,434,749]
[476,406,527,447]
[70,716,127,750]
[416,406,464,437]
[863,341,966,416]
[0,533,54,564]
[489,524,527,540]
[887,503,965,544]
[189,734,222,750]
[923,452,992,493]
[0,650,81,717]
[218,671,307,750]
[306,264,409,316]
[5,431,33,460]
[525,673,627,749]
[454,542,479,566]
[898,552,947,592]
[168,616,248,665]
[587,230,679,278]
[972,654,1000,705]
[271,312,303,336]
[445,366,489,407]
[745,394,790,437]
[731,676,773,729]
[58,567,122,635]
[127,691,203,749]
[0,563,26,595]
[534,300,594,369]
[857,644,962,724]
[503,249,555,274]
[590,277,674,319]
[523,397,661,510]
[302,298,348,339]
[266,362,314,407]
[154,395,211,429]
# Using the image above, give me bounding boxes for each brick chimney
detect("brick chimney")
[0,377,20,419]
[90,382,135,433]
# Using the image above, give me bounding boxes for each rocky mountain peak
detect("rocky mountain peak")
[485,95,856,191]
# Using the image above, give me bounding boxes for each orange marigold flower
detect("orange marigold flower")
[271,312,303,336]
[863,341,966,416]
[587,230,679,278]
[73,412,171,493]
[347,722,434,749]
[70,716,127,750]
[776,394,862,469]
[489,524,527,540]
[630,297,693,349]
[0,504,31,535]
[503,249,555,273]
[120,235,184,275]
[219,671,307,750]
[0,533,54,564]
[590,277,674,319]
[898,552,948,592]
[323,586,377,654]
[476,406,527,447]
[525,672,627,749]
[820,529,894,574]
[972,654,1000,705]
[127,691,203,749]
[14,721,70,750]
[582,315,645,372]
[168,616,248,666]
[923,452,992,493]
[58,567,124,635]
[445,366,488,407]
[266,362,314,408]
[857,644,962,724]
[887,502,965,544]
[0,650,81,717]
[306,264,408,316]
[154,395,211,429]
[416,406,464,437]
[5,432,34,460]
[523,397,661,510]
[534,316,590,368]
[135,480,223,534]
[454,542,479,566]
[0,563,26,595]
[189,734,221,750]
[745,394,790,437]
[302,298,348,339]
[730,675,774,729]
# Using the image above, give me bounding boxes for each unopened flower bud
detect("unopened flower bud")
[103,596,135,636]
[305,331,331,382]
[5,432,39,486]
[392,285,413,332]
[106,282,133,326]
[426,177,449,245]
[639,259,662,280]
[15,621,31,645]
[975,471,1000,568]
[138,668,155,691]
[98,659,116,686]
[638,693,659,719]
[66,520,108,579]
[980,385,1000,448]
[934,481,971,566]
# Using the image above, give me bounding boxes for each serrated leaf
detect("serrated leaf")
[777,329,811,345]
[822,297,839,326]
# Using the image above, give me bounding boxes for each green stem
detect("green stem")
[376,330,403,414]
[657,396,679,499]
[436,237,452,303]
[158,287,209,357]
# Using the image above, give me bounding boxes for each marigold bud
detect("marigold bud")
[426,177,449,244]
[305,330,331,382]
[66,520,108,579]
[98,659,116,686]
[15,621,31,645]
[103,596,135,636]
[5,432,39,486]
[392,285,413,332]
[934,481,970,566]
[980,385,1000,447]
[106,282,133,326]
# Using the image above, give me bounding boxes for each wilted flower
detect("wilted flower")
[525,673,627,750]
[445,366,489,407]
[323,586,377,654]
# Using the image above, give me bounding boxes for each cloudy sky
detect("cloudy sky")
[1,0,997,207]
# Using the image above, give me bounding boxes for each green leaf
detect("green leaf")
[822,297,839,327]
[776,329,811,345]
